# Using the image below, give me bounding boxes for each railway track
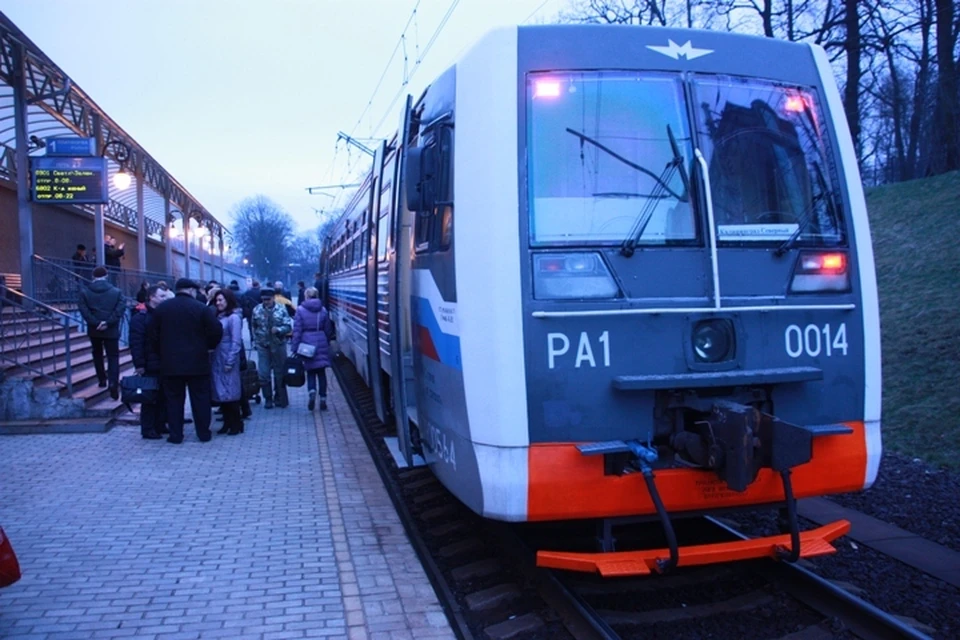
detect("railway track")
[331,355,935,640]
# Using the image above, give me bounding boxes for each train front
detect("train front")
[452,25,881,575]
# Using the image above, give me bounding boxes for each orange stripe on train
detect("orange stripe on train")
[527,421,867,521]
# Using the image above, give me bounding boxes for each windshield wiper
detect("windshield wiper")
[620,125,689,257]
[773,160,835,256]
[566,127,688,201]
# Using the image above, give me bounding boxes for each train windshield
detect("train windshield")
[692,75,845,246]
[527,72,846,249]
[527,72,697,246]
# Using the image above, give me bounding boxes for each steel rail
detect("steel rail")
[333,356,614,640]
[484,521,620,640]
[332,352,927,640]
[705,516,933,640]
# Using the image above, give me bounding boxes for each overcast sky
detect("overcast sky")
[0,0,564,233]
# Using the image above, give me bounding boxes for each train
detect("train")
[321,24,881,576]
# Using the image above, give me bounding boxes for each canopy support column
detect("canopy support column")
[136,159,146,272]
[12,43,34,297]
[164,199,173,276]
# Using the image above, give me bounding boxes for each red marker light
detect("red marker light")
[539,257,565,272]
[784,95,806,112]
[820,253,846,272]
[534,80,561,98]
[800,252,847,273]
[791,251,850,293]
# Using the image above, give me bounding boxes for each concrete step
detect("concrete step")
[79,362,138,410]
[31,352,135,398]
[0,320,82,344]
[86,395,135,419]
[1,340,94,374]
[0,330,88,364]
[0,417,113,435]
[11,346,131,384]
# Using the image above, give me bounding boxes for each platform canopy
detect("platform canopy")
[0,13,225,249]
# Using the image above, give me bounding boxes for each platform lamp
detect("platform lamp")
[165,210,183,279]
[101,139,132,190]
[186,209,203,280]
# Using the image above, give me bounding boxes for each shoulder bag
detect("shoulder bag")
[295,311,320,358]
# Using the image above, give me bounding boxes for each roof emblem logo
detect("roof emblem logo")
[647,39,714,61]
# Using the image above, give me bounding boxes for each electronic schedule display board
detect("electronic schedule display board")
[32,156,109,204]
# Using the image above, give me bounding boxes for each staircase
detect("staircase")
[0,295,136,426]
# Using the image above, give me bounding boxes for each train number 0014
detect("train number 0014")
[784,323,848,358]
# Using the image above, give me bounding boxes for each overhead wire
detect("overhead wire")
[315,0,464,214]
[368,0,462,138]
[348,0,422,138]
[313,0,424,210]
[523,0,554,24]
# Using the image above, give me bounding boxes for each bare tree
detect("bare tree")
[556,0,959,180]
[908,0,937,178]
[230,195,294,283]
[286,233,322,286]
[932,0,959,172]
[558,0,670,25]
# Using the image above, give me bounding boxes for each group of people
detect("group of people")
[71,235,125,276]
[77,268,336,443]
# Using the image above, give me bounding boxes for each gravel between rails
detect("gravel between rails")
[728,507,960,639]
[829,451,960,553]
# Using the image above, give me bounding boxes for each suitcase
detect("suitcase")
[242,363,261,402]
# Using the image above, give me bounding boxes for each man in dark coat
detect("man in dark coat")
[241,279,262,342]
[296,281,306,307]
[149,278,223,444]
[103,233,125,268]
[77,266,125,399]
[71,244,91,281]
[130,285,168,439]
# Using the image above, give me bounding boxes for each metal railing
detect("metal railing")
[1,279,133,399]
[32,255,173,307]
[30,255,94,306]
[0,285,83,396]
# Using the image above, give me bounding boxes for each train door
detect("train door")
[388,95,423,467]
[365,141,389,424]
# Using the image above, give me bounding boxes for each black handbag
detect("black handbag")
[120,375,159,409]
[282,356,305,388]
[242,365,260,399]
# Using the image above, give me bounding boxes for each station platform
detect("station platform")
[0,374,455,640]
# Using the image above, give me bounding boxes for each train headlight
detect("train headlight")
[692,319,735,363]
[533,252,620,300]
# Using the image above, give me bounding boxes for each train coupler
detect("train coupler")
[671,400,854,492]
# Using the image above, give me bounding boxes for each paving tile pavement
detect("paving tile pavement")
[314,377,455,640]
[0,372,455,640]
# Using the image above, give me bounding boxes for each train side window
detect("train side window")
[377,207,390,260]
[413,123,454,254]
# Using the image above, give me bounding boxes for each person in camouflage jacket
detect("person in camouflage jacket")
[252,288,293,408]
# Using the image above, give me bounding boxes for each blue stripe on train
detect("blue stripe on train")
[414,296,462,370]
